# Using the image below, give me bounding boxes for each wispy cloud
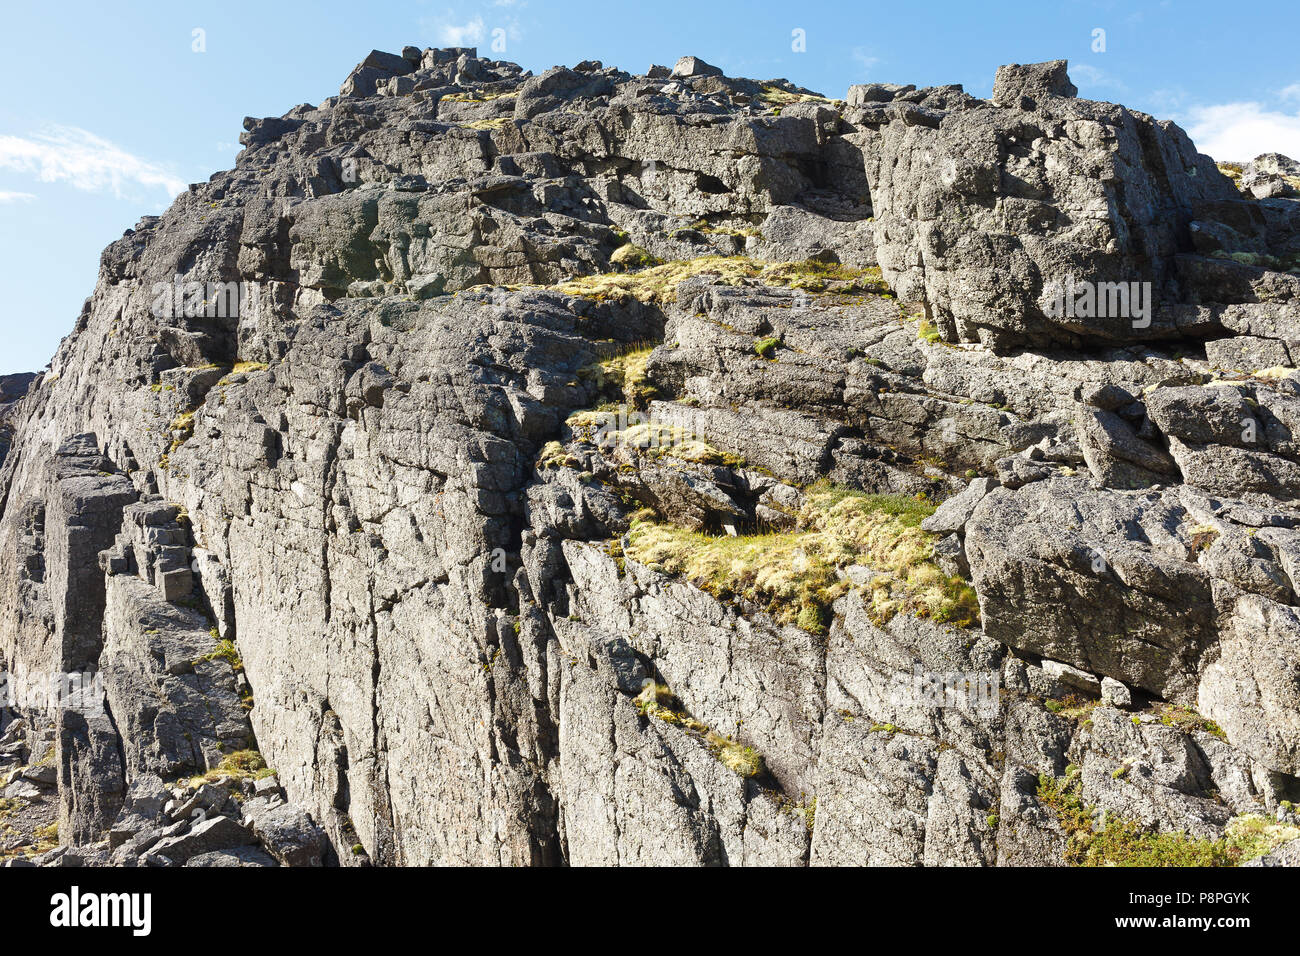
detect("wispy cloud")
[0,125,186,199]
[437,15,486,46]
[851,47,880,74]
[1185,102,1300,163]
[1280,83,1300,103]
[1143,87,1190,114]
[0,191,37,204]
[1071,63,1127,96]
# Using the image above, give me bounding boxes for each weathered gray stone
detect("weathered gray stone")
[244,802,329,867]
[4,45,1300,870]
[149,815,256,865]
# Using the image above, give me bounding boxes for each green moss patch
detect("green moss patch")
[1153,703,1227,740]
[1044,694,1100,722]
[200,638,244,672]
[610,243,663,270]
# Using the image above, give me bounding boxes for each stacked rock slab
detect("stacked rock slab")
[1,50,1299,866]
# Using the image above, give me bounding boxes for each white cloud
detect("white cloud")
[851,47,880,73]
[1280,83,1300,103]
[438,15,486,46]
[1185,101,1300,163]
[0,191,36,203]
[0,125,186,199]
[1071,63,1126,95]
[1144,87,1189,114]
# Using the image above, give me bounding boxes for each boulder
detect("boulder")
[671,56,723,79]
[991,60,1078,106]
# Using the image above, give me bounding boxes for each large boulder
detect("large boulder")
[1199,594,1300,775]
[991,60,1078,106]
[858,60,1265,350]
[965,478,1217,699]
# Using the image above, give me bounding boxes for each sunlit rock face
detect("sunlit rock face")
[2,50,1299,868]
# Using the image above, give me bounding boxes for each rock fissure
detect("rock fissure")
[2,51,1300,867]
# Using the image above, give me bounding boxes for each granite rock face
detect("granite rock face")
[2,51,1300,867]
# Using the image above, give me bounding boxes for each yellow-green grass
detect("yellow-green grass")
[577,343,658,407]
[759,85,834,109]
[556,256,889,305]
[463,117,513,131]
[634,683,764,778]
[441,90,517,102]
[623,481,979,633]
[564,413,743,467]
[185,749,277,788]
[610,244,663,270]
[1039,771,1300,866]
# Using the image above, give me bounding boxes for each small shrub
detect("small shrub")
[202,638,243,672]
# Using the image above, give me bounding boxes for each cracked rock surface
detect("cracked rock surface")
[3,51,1300,866]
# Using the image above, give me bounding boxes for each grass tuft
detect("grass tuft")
[201,638,243,673]
[577,343,658,408]
[1153,703,1227,740]
[623,481,978,633]
[610,243,663,270]
[556,256,888,306]
[186,749,276,787]
[1037,772,1292,866]
[633,683,765,778]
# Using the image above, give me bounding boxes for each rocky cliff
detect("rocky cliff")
[3,48,1300,867]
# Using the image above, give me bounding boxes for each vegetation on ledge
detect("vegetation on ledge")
[565,412,745,468]
[185,749,277,788]
[577,342,658,408]
[556,256,889,305]
[634,682,764,778]
[1038,769,1299,866]
[623,481,979,634]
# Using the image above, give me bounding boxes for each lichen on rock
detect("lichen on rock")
[2,47,1300,869]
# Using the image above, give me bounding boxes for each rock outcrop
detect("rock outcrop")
[2,49,1300,867]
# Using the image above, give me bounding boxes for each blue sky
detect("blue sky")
[2,0,1298,374]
